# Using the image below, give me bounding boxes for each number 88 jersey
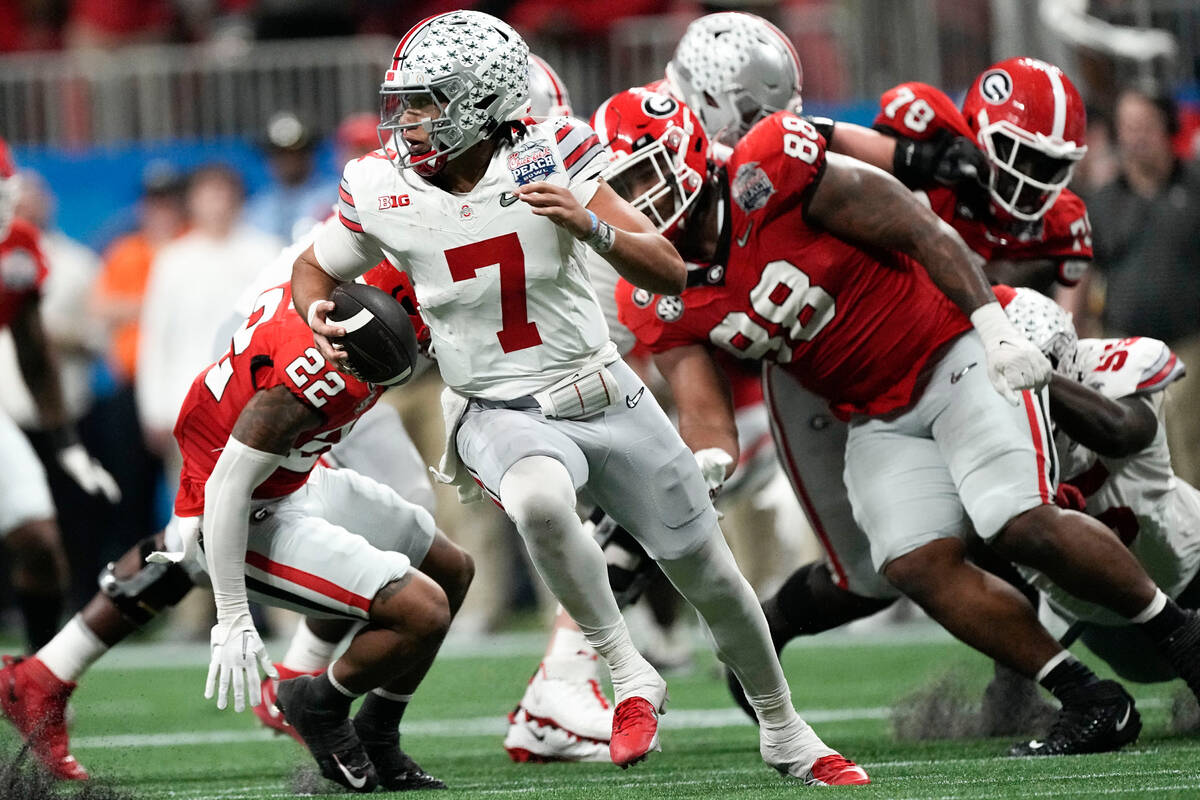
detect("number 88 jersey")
[617,111,971,420]
[172,282,383,516]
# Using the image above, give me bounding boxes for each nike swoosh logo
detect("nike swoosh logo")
[500,192,519,207]
[736,221,753,247]
[950,362,978,384]
[626,386,645,409]
[332,754,368,789]
[1115,703,1132,732]
[1027,740,1044,750]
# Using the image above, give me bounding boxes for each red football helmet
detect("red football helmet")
[0,138,17,238]
[962,57,1087,222]
[591,87,709,238]
[362,261,431,352]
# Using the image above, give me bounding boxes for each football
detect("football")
[327,281,419,386]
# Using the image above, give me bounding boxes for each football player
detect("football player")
[1000,287,1200,684]
[0,139,119,654]
[1,279,473,792]
[293,11,867,784]
[600,87,1200,756]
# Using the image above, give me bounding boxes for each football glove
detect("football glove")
[694,447,734,498]
[57,442,121,504]
[971,302,1052,405]
[892,132,988,190]
[206,613,277,712]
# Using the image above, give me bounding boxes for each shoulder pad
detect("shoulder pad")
[1076,337,1185,400]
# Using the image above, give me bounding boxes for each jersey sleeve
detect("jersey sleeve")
[1039,191,1093,286]
[312,160,387,281]
[258,316,368,414]
[552,117,609,205]
[732,112,827,219]
[1078,337,1185,400]
[874,82,973,141]
[614,279,704,354]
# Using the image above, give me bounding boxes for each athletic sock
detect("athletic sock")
[37,614,108,683]
[309,668,359,717]
[577,616,660,705]
[1133,589,1189,644]
[16,590,62,652]
[354,689,411,744]
[282,619,342,673]
[1036,652,1099,704]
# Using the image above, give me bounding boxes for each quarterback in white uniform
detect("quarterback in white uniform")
[293,10,866,783]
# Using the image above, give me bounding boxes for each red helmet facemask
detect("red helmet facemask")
[591,88,710,240]
[962,57,1087,222]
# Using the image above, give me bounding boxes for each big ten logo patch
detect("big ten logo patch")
[377,194,411,210]
[507,141,557,186]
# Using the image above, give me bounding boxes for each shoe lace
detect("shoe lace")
[613,698,651,732]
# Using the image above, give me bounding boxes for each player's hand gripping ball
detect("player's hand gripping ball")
[327,282,419,386]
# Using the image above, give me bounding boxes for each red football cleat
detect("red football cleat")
[0,655,88,780]
[609,697,661,768]
[804,754,871,786]
[251,663,320,747]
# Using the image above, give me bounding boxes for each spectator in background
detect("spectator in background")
[246,112,331,243]
[1082,87,1200,489]
[87,163,187,548]
[136,164,280,477]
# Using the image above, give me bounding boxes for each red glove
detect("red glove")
[1055,483,1087,512]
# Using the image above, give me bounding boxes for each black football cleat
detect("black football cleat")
[1160,610,1200,699]
[275,676,379,793]
[353,716,446,790]
[1009,680,1141,757]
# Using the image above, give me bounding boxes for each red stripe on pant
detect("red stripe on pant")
[244,550,371,613]
[764,368,850,589]
[1020,390,1052,504]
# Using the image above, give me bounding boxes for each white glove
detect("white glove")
[205,613,277,712]
[694,447,734,498]
[970,303,1051,405]
[58,443,122,503]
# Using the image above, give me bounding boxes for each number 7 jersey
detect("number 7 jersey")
[172,282,383,516]
[313,117,615,400]
[618,111,971,420]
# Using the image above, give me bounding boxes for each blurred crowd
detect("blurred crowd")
[1,73,1198,648]
[0,0,836,52]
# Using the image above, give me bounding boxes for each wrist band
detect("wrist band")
[306,299,324,327]
[584,210,616,254]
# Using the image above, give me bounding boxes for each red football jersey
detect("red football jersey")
[173,283,383,516]
[0,219,48,330]
[618,112,971,420]
[874,82,1093,286]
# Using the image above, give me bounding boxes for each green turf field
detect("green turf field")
[4,626,1200,799]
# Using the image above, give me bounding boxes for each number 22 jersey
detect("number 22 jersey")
[618,111,971,420]
[173,283,382,516]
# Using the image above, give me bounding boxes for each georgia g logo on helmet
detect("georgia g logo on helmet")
[979,69,1013,104]
[643,94,680,119]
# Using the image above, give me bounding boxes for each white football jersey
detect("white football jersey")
[1034,336,1200,628]
[313,117,615,400]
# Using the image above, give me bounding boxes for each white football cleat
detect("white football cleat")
[517,654,613,742]
[760,716,869,784]
[504,707,611,763]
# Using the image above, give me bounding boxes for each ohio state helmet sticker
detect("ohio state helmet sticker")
[980,69,1013,104]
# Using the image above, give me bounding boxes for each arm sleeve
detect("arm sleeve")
[203,436,284,621]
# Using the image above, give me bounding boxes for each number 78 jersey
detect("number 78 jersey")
[172,282,382,517]
[618,111,971,420]
[313,118,614,400]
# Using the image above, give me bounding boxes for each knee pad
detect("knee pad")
[501,457,577,534]
[98,536,195,625]
[587,507,660,609]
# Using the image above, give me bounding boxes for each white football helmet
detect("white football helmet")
[380,11,530,176]
[0,139,18,239]
[1002,287,1079,372]
[665,12,803,145]
[527,53,573,119]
